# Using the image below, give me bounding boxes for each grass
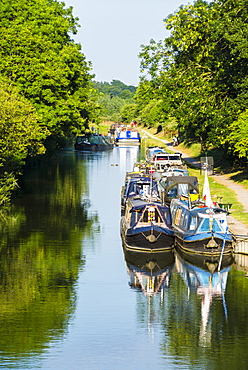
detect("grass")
[188,167,248,226]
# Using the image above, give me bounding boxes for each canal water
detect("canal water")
[1,146,248,370]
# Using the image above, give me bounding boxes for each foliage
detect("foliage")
[229,110,248,158]
[134,0,248,158]
[97,94,127,122]
[94,80,137,122]
[0,77,47,171]
[0,172,19,206]
[94,80,136,98]
[0,0,99,139]
[0,76,48,205]
[120,103,138,123]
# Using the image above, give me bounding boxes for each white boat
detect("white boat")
[115,127,141,146]
[146,146,184,169]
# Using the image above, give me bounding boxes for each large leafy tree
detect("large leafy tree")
[0,76,46,205]
[0,0,97,138]
[135,0,248,155]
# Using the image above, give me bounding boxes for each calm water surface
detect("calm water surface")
[1,146,248,370]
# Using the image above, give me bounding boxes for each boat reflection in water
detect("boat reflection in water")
[123,247,175,296]
[175,247,234,346]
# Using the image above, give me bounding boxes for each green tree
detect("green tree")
[228,110,248,158]
[120,103,138,123]
[0,76,47,205]
[136,0,248,156]
[0,76,46,172]
[94,80,136,98]
[0,0,98,139]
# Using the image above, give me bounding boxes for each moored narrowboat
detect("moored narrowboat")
[121,173,160,215]
[74,133,114,151]
[120,197,174,252]
[170,197,233,255]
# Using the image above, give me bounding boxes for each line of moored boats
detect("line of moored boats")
[120,146,234,258]
[74,124,141,150]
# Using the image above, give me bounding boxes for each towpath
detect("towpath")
[141,129,248,235]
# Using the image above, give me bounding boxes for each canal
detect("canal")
[1,146,248,369]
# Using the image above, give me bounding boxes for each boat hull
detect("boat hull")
[174,232,233,256]
[75,143,100,151]
[120,217,174,252]
[115,139,141,146]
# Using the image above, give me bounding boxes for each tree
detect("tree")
[0,76,46,205]
[0,0,98,139]
[135,0,248,155]
[0,76,46,170]
[228,110,248,158]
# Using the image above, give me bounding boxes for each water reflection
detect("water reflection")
[123,247,175,296]
[175,247,234,347]
[0,150,98,365]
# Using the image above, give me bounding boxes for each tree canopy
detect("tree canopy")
[0,0,99,138]
[94,80,137,122]
[134,0,248,157]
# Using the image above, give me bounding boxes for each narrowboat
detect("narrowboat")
[74,133,114,151]
[121,173,160,215]
[146,146,167,162]
[120,197,174,252]
[146,147,183,168]
[115,127,141,146]
[170,197,233,255]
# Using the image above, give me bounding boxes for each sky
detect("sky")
[63,0,194,86]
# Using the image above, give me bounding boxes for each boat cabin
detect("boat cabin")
[115,127,141,145]
[146,146,167,162]
[121,175,160,215]
[170,199,229,236]
[125,198,172,230]
[149,152,183,167]
[159,176,199,205]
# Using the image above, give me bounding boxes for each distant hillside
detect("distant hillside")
[94,79,136,100]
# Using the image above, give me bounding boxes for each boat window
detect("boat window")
[168,186,177,198]
[189,216,197,230]
[175,208,182,226]
[131,212,136,226]
[163,209,171,223]
[213,219,224,232]
[198,218,223,233]
[171,205,177,221]
[198,218,210,232]
[182,212,189,230]
[178,183,188,197]
[141,207,161,223]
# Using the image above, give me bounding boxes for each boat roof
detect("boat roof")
[128,176,156,183]
[171,198,228,215]
[128,198,169,211]
[160,175,199,188]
